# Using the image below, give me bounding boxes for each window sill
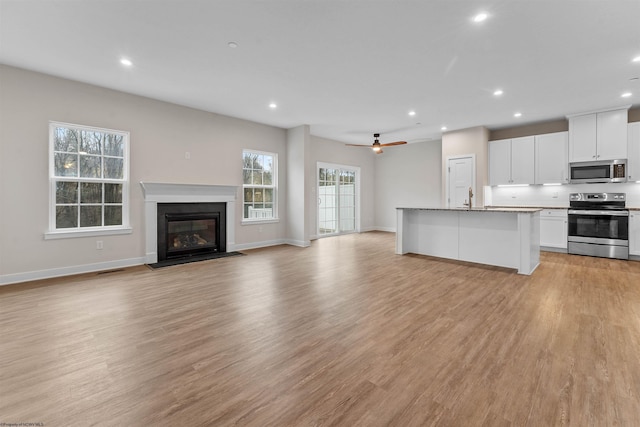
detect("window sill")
[44,227,133,240]
[241,218,280,226]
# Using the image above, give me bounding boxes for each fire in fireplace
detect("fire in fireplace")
[157,202,226,263]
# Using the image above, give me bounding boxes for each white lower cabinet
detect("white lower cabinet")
[630,212,640,257]
[540,209,568,250]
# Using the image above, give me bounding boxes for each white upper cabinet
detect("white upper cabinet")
[569,114,597,162]
[511,136,535,184]
[489,139,511,185]
[628,122,640,182]
[489,136,534,185]
[569,108,628,162]
[535,132,568,184]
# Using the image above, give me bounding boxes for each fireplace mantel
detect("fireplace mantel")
[141,182,237,263]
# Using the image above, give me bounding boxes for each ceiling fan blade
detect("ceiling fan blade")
[380,141,407,147]
[345,143,371,147]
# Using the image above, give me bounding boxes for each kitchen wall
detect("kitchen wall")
[373,140,442,231]
[0,65,292,283]
[489,182,640,208]
[441,126,489,207]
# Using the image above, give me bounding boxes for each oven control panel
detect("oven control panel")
[570,193,626,202]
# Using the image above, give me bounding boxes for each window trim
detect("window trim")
[46,121,131,239]
[242,149,278,224]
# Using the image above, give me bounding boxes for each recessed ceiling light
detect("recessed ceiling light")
[493,89,503,96]
[408,111,416,116]
[514,112,522,118]
[120,58,132,67]
[228,42,238,48]
[269,103,277,109]
[441,126,447,131]
[621,92,632,98]
[632,56,640,63]
[473,12,488,23]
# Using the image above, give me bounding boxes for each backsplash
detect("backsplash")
[486,182,640,208]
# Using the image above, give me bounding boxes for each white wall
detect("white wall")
[286,125,310,246]
[308,136,376,237]
[441,126,489,206]
[0,65,288,282]
[374,141,442,231]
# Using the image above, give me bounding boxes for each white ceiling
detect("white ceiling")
[1,0,639,146]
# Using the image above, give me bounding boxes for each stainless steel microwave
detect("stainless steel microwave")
[569,160,627,184]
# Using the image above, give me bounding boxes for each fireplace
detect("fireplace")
[141,182,237,265]
[157,203,226,263]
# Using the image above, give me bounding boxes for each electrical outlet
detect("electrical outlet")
[552,192,558,198]
[511,192,516,199]
[185,151,191,159]
[96,240,103,250]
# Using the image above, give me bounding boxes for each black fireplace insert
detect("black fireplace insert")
[157,202,226,263]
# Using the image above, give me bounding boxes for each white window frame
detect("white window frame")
[45,121,132,240]
[242,149,278,224]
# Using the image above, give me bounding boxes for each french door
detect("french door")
[317,163,359,237]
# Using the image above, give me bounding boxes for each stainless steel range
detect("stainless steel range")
[568,193,629,260]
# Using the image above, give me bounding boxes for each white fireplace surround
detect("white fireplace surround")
[140,182,237,264]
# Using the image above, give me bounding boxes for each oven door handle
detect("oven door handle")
[568,209,629,216]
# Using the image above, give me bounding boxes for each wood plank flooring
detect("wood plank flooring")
[1,231,640,426]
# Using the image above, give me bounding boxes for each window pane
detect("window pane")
[104,157,123,179]
[80,155,101,178]
[263,188,273,203]
[254,189,264,202]
[54,128,79,152]
[264,170,272,185]
[244,203,252,218]
[79,131,102,155]
[104,206,122,226]
[54,153,78,177]
[56,206,78,228]
[243,169,252,184]
[252,170,263,185]
[81,182,102,204]
[244,188,253,202]
[80,206,102,227]
[104,183,122,203]
[264,203,273,216]
[103,134,124,157]
[319,168,325,180]
[56,181,78,204]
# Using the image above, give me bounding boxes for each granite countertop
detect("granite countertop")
[397,206,542,213]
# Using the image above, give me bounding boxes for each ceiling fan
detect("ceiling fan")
[346,133,407,154]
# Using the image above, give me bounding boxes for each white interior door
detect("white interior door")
[447,156,475,208]
[318,164,358,236]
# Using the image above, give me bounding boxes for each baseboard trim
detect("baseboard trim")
[0,257,146,286]
[284,239,311,248]
[372,226,396,233]
[232,239,288,251]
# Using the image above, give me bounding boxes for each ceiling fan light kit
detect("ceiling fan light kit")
[345,133,407,154]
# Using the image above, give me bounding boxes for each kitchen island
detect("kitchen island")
[396,207,541,275]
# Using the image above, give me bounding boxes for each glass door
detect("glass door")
[318,163,359,237]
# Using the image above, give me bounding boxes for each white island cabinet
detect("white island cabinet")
[396,207,541,275]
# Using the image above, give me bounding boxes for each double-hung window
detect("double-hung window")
[47,121,131,238]
[242,150,277,221]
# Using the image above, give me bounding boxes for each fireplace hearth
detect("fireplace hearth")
[156,202,226,264]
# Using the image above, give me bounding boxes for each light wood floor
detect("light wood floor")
[2,232,640,426]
